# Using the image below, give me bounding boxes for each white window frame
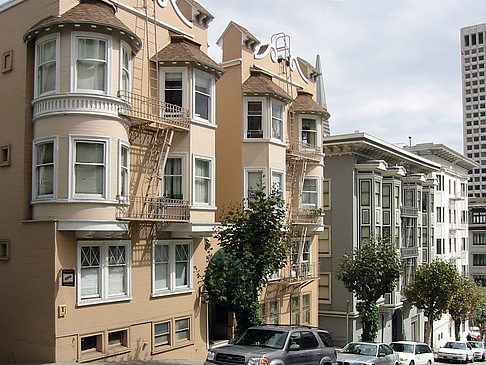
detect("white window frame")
[119,40,131,94]
[118,140,130,199]
[162,153,186,200]
[160,67,188,109]
[299,115,320,148]
[192,154,215,207]
[192,69,215,124]
[271,168,285,202]
[32,136,57,200]
[71,32,112,94]
[77,240,131,306]
[270,99,285,143]
[244,97,267,139]
[69,135,110,200]
[152,240,193,297]
[34,33,60,98]
[301,176,320,209]
[245,168,267,200]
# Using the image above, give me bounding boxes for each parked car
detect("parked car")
[337,342,400,365]
[205,325,337,365]
[390,341,434,365]
[467,341,486,361]
[436,341,475,363]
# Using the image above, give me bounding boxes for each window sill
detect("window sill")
[152,288,194,298]
[190,205,217,211]
[191,118,217,129]
[152,340,194,355]
[77,296,132,307]
[79,347,130,363]
[243,138,287,148]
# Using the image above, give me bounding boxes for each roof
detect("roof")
[323,132,441,174]
[186,0,214,21]
[291,90,330,118]
[406,143,477,171]
[216,21,260,49]
[297,57,320,78]
[242,69,292,102]
[153,34,224,78]
[23,0,141,51]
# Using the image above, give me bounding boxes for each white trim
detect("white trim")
[244,167,267,200]
[160,66,188,109]
[162,153,187,200]
[77,240,131,306]
[270,99,285,143]
[301,176,321,209]
[152,239,193,297]
[170,0,193,28]
[220,58,242,68]
[156,0,168,7]
[57,220,128,232]
[32,136,58,201]
[71,32,112,95]
[192,69,215,124]
[119,40,132,94]
[271,168,286,203]
[243,96,267,140]
[192,154,215,207]
[118,139,130,198]
[69,135,111,200]
[34,33,60,98]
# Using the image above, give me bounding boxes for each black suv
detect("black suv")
[205,325,337,365]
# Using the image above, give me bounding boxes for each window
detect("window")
[119,42,131,93]
[163,157,183,199]
[80,333,103,356]
[118,141,129,198]
[153,240,192,295]
[2,50,12,73]
[404,189,414,207]
[271,170,285,200]
[35,35,58,96]
[302,294,310,324]
[375,181,381,207]
[269,300,279,324]
[291,238,312,278]
[108,329,128,349]
[322,179,331,209]
[154,321,170,348]
[161,68,187,108]
[193,70,213,122]
[33,138,56,199]
[291,296,300,325]
[472,211,486,224]
[0,145,9,166]
[74,34,109,93]
[301,118,317,146]
[71,138,109,199]
[246,99,264,138]
[271,100,284,141]
[473,254,486,266]
[302,177,318,208]
[246,169,264,200]
[77,240,131,305]
[193,156,214,206]
[318,227,331,256]
[474,232,486,245]
[382,183,391,208]
[360,180,371,206]
[0,240,9,260]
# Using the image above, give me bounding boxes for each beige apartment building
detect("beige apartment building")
[0,0,223,362]
[214,22,330,335]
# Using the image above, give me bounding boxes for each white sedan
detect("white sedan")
[437,341,475,363]
[390,341,434,365]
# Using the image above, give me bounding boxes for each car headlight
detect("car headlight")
[248,357,269,365]
[206,351,215,361]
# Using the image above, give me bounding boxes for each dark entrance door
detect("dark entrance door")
[392,308,404,341]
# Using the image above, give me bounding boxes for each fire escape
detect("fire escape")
[116,0,190,224]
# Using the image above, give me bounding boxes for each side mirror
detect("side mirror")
[289,343,301,351]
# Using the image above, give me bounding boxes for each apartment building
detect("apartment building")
[407,143,475,346]
[0,0,223,362]
[213,22,329,337]
[320,133,441,346]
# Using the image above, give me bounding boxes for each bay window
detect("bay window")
[35,35,58,96]
[33,137,56,199]
[120,42,131,93]
[302,177,318,208]
[194,70,213,122]
[193,155,214,206]
[78,240,131,305]
[246,169,265,200]
[153,240,192,295]
[271,100,284,142]
[74,34,110,93]
[271,170,285,200]
[163,157,184,199]
[118,141,129,198]
[245,99,264,138]
[161,68,187,108]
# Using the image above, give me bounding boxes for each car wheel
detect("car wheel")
[427,360,432,365]
[482,354,485,362]
[410,361,415,365]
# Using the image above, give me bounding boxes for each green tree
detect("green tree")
[337,238,401,341]
[203,185,289,335]
[404,260,460,346]
[470,287,486,341]
[449,276,481,340]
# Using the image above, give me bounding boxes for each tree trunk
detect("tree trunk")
[424,313,434,346]
[357,301,379,342]
[454,318,461,341]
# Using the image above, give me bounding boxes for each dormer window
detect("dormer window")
[35,35,58,96]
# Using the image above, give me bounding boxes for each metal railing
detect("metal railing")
[116,196,190,222]
[118,90,191,131]
[287,140,322,161]
[267,262,319,283]
[291,209,323,225]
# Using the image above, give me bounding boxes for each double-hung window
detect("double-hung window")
[74,34,110,93]
[35,35,58,96]
[78,240,131,305]
[120,42,131,94]
[246,169,265,200]
[246,99,264,138]
[302,177,318,208]
[33,137,56,199]
[163,157,184,199]
[71,137,109,199]
[291,238,312,277]
[271,100,284,142]
[118,141,129,198]
[271,170,285,200]
[161,68,187,109]
[193,155,214,206]
[194,70,213,122]
[301,118,317,147]
[153,240,192,295]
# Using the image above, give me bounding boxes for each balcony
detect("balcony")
[267,262,319,283]
[291,209,323,225]
[116,196,190,222]
[287,140,322,162]
[118,91,190,131]
[401,206,419,218]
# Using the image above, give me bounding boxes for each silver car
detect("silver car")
[338,342,400,365]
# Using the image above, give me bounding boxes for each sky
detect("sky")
[199,0,486,154]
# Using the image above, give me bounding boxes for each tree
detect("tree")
[337,237,401,341]
[203,185,289,335]
[404,260,460,346]
[470,287,486,341]
[449,276,481,340]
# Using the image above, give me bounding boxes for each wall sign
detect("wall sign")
[61,269,75,287]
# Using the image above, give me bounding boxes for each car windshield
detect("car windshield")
[391,343,414,353]
[469,342,483,349]
[444,342,466,350]
[342,343,378,356]
[234,329,288,349]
